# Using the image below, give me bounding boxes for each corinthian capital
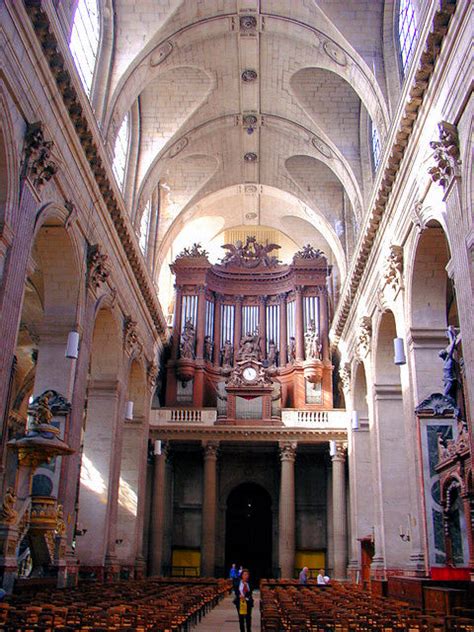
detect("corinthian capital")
[279,441,297,462]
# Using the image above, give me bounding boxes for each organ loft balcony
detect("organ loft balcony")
[158,239,347,436]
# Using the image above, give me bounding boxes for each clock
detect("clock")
[242,366,257,382]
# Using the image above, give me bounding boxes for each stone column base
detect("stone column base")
[134,556,146,579]
[104,555,120,582]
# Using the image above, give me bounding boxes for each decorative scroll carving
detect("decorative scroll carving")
[304,320,322,360]
[146,361,158,389]
[219,237,281,268]
[203,441,219,459]
[55,503,66,536]
[240,15,257,31]
[279,441,297,462]
[437,418,469,464]
[0,488,18,525]
[236,329,261,362]
[339,363,351,392]
[428,121,461,190]
[21,122,59,191]
[382,245,404,292]
[175,243,209,259]
[180,318,196,359]
[331,441,347,461]
[357,317,372,357]
[124,316,141,353]
[87,244,110,289]
[415,392,458,417]
[294,244,326,260]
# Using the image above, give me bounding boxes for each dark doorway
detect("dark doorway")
[225,482,272,583]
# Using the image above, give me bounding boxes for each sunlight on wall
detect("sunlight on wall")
[118,476,138,516]
[80,455,106,500]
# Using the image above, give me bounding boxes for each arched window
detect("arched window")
[370,120,382,171]
[112,113,130,190]
[398,0,418,76]
[139,200,151,255]
[69,0,100,97]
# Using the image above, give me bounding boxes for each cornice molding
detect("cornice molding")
[23,0,169,343]
[330,0,458,347]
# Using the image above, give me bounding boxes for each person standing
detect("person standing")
[234,568,253,632]
[299,566,309,585]
[229,562,239,594]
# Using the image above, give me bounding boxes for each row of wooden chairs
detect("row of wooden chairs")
[260,582,474,632]
[0,577,231,631]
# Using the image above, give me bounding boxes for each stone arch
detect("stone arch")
[75,306,123,569]
[370,309,411,571]
[116,356,149,566]
[0,92,18,229]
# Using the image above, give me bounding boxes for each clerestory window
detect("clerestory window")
[398,0,418,76]
[371,120,382,172]
[112,113,130,190]
[69,0,100,97]
[139,200,151,255]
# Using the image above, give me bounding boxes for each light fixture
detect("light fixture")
[125,400,134,420]
[154,439,162,456]
[329,440,336,457]
[65,331,80,359]
[393,337,406,365]
[351,410,360,430]
[115,538,123,545]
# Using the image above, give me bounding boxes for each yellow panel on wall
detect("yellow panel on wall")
[171,549,201,576]
[295,550,326,576]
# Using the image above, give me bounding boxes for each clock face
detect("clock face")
[242,366,257,382]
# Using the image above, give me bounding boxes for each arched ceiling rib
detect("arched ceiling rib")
[100,0,391,290]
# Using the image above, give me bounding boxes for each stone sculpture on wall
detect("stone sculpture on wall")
[220,236,281,268]
[180,318,196,359]
[304,320,322,360]
[221,340,234,367]
[236,329,261,362]
[439,326,461,402]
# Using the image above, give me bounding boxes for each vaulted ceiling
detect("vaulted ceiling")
[81,0,394,299]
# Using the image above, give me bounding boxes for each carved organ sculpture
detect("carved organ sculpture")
[166,240,334,421]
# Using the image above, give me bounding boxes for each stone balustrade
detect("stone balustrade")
[281,409,348,429]
[150,408,218,425]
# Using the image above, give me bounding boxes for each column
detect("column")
[195,285,207,359]
[279,441,296,578]
[295,287,304,361]
[331,441,347,579]
[201,441,219,576]
[279,293,287,367]
[150,442,169,575]
[259,296,267,358]
[213,294,222,365]
[234,297,243,355]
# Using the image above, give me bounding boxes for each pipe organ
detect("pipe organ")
[166,240,334,417]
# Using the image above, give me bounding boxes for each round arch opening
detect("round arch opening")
[225,482,272,582]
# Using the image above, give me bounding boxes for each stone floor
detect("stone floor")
[192,591,261,631]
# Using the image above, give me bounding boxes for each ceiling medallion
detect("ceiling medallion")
[244,152,258,162]
[323,40,347,67]
[150,41,173,67]
[312,136,333,159]
[245,212,258,220]
[241,69,258,82]
[168,137,188,158]
[240,15,257,31]
[244,185,258,194]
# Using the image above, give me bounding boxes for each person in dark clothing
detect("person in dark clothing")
[234,568,253,632]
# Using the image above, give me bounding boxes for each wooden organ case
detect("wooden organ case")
[166,240,334,423]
